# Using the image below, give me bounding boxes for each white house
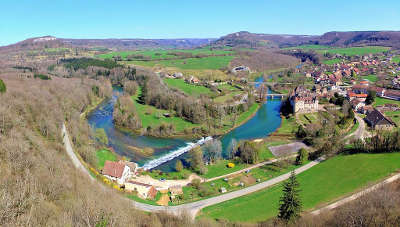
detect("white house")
[102,160,131,185]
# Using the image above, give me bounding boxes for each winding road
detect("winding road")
[344,114,369,142]
[62,123,323,219]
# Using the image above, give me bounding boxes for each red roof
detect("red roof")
[103,161,125,178]
[348,91,368,98]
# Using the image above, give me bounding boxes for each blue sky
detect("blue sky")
[1,0,399,46]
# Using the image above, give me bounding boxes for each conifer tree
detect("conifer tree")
[278,171,302,222]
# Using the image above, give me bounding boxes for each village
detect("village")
[288,51,400,131]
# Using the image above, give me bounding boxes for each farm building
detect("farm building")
[124,181,158,199]
[364,109,396,130]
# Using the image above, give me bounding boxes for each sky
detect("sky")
[1,0,400,46]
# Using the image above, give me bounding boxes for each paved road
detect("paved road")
[311,172,400,215]
[62,123,323,219]
[344,114,368,142]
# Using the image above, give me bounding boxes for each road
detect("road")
[311,172,400,215]
[62,123,323,219]
[344,114,369,142]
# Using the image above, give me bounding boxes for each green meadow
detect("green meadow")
[316,46,390,56]
[96,149,117,169]
[127,55,234,70]
[199,152,400,223]
[132,87,198,132]
[163,78,212,97]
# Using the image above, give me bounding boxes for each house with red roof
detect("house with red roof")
[102,160,132,184]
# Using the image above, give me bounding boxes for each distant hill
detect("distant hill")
[317,31,400,48]
[213,31,400,49]
[61,38,215,50]
[0,36,216,52]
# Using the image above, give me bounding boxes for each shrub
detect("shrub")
[34,74,51,80]
[0,79,6,93]
[295,148,308,165]
[175,160,183,172]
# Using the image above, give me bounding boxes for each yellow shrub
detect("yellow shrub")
[227,163,235,168]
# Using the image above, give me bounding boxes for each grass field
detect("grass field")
[363,74,378,83]
[392,56,400,64]
[98,47,235,70]
[163,78,212,97]
[282,45,331,50]
[217,83,240,92]
[127,55,234,70]
[177,158,305,205]
[323,58,342,65]
[213,91,242,103]
[199,152,400,222]
[316,46,390,56]
[373,97,400,107]
[275,116,297,134]
[234,103,260,126]
[132,87,199,132]
[98,47,234,60]
[96,149,117,169]
[383,111,400,126]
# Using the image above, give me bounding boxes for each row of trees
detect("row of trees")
[350,130,400,154]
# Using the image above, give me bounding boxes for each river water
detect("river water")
[87,79,282,172]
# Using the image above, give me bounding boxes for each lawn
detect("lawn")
[275,116,297,134]
[163,78,212,97]
[392,56,400,64]
[143,168,194,180]
[132,87,199,132]
[202,160,248,179]
[213,91,242,103]
[96,149,117,169]
[323,58,342,65]
[229,103,260,130]
[217,83,240,92]
[199,152,400,223]
[383,111,400,126]
[373,97,400,107]
[363,74,378,83]
[316,46,390,56]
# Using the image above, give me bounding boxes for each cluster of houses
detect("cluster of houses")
[289,78,399,130]
[101,160,183,201]
[302,56,400,88]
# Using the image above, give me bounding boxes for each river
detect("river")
[87,79,282,172]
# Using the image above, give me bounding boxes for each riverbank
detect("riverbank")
[80,96,107,119]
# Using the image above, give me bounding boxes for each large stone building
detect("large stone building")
[290,86,319,113]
